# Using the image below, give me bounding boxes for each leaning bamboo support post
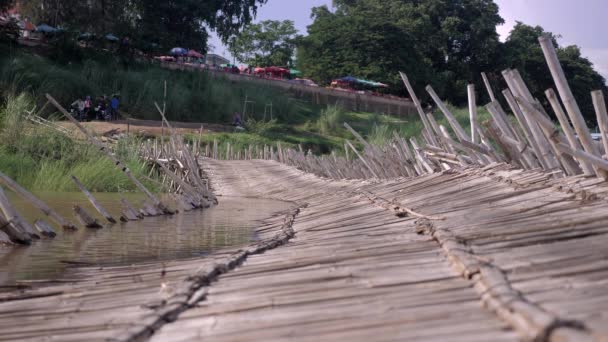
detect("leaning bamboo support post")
[71,176,116,223]
[545,88,593,174]
[0,186,35,243]
[515,97,582,176]
[502,70,556,170]
[538,34,606,178]
[468,84,479,143]
[73,205,103,229]
[156,161,202,203]
[426,112,453,153]
[46,95,174,214]
[34,219,56,238]
[399,72,438,145]
[481,72,497,102]
[426,85,469,142]
[120,198,142,221]
[346,140,379,178]
[0,171,77,230]
[591,90,608,157]
[483,120,525,168]
[0,192,38,239]
[502,89,543,169]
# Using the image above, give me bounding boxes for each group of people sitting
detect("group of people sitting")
[70,94,120,122]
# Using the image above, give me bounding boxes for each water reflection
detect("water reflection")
[0,192,294,286]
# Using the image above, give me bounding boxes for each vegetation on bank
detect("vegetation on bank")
[0,94,159,192]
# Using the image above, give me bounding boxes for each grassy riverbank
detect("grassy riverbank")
[0,94,159,192]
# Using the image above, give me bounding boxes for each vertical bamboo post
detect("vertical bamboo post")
[71,176,116,223]
[468,84,478,143]
[591,90,608,157]
[539,34,606,178]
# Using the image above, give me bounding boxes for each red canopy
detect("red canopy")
[187,50,204,58]
[265,66,289,74]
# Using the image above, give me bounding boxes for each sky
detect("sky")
[209,0,608,79]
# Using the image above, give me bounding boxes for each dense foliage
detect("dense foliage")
[228,20,298,67]
[16,0,267,52]
[296,0,607,123]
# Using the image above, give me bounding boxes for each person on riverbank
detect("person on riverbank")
[84,96,92,120]
[70,97,85,121]
[110,94,120,120]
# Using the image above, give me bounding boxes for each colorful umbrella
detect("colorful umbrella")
[170,47,188,56]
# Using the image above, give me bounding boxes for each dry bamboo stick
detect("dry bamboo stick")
[71,176,116,223]
[426,85,469,142]
[538,34,606,178]
[591,90,608,157]
[0,172,77,230]
[502,89,543,169]
[399,72,438,145]
[555,142,608,172]
[346,140,379,178]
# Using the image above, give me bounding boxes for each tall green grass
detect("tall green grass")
[0,94,159,192]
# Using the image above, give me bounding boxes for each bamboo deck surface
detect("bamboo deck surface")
[2,159,608,341]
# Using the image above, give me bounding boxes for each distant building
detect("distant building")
[204,54,230,66]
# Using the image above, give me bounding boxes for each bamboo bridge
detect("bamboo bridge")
[2,33,608,341]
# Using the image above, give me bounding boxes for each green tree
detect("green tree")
[19,0,268,53]
[501,22,607,124]
[228,20,298,67]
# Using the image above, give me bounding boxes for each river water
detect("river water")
[0,192,294,287]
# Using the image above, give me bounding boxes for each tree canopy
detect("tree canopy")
[17,0,267,52]
[228,20,298,67]
[297,0,504,100]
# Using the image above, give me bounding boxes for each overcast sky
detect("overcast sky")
[209,0,607,79]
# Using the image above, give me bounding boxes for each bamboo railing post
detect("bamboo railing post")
[538,34,606,178]
[468,84,479,143]
[46,94,174,214]
[399,72,438,145]
[0,171,77,230]
[71,176,116,223]
[591,90,608,157]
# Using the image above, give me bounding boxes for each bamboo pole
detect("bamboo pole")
[538,34,606,178]
[481,72,497,102]
[0,171,77,230]
[426,85,469,142]
[502,89,543,169]
[468,84,479,143]
[0,186,35,243]
[556,142,608,172]
[73,205,103,228]
[46,94,174,214]
[71,176,116,223]
[399,72,437,145]
[346,140,379,178]
[34,219,56,238]
[545,88,593,174]
[591,90,608,157]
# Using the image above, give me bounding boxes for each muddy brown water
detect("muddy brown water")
[0,192,294,287]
